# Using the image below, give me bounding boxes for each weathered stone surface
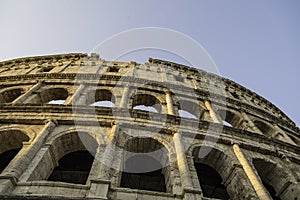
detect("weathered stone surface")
[0,53,299,200]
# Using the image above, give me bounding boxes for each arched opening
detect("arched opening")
[131,94,161,113]
[133,105,158,112]
[28,88,69,104]
[0,88,24,103]
[47,150,94,184]
[48,100,65,104]
[91,101,114,107]
[253,159,283,200]
[120,137,170,193]
[262,181,281,200]
[177,100,202,120]
[222,120,232,127]
[42,132,98,184]
[217,109,242,128]
[0,148,21,173]
[86,89,115,107]
[195,163,229,199]
[121,155,166,192]
[192,147,231,199]
[178,109,197,119]
[253,120,274,137]
[0,130,29,173]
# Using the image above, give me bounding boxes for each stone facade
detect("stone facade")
[0,53,299,200]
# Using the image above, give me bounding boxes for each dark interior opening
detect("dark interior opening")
[253,120,273,137]
[48,150,94,184]
[0,130,29,174]
[0,148,21,173]
[195,162,229,200]
[86,89,115,107]
[0,88,23,103]
[253,159,282,200]
[131,94,161,114]
[108,66,120,72]
[121,155,166,192]
[230,91,239,99]
[262,181,281,200]
[29,88,69,104]
[40,67,54,73]
[177,100,202,120]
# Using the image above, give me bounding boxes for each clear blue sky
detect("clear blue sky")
[0,0,299,126]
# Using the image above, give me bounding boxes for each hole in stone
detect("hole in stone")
[40,67,54,73]
[262,181,281,200]
[0,88,24,103]
[0,148,21,173]
[48,100,65,105]
[86,89,115,107]
[133,105,158,113]
[195,163,229,200]
[131,94,161,113]
[90,100,114,107]
[178,109,197,119]
[121,155,166,192]
[108,66,120,72]
[222,120,232,127]
[47,150,94,185]
[0,130,29,173]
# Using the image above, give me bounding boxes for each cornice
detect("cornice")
[0,72,297,132]
[0,105,299,163]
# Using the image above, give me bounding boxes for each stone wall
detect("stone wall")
[0,53,299,200]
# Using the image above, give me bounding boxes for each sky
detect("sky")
[0,0,299,126]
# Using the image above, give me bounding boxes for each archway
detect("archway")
[48,150,94,184]
[44,132,98,184]
[0,88,24,103]
[131,94,161,113]
[86,89,115,107]
[192,146,234,199]
[194,163,229,199]
[253,159,285,200]
[28,88,69,104]
[217,109,242,128]
[253,120,274,137]
[177,100,201,119]
[120,137,170,193]
[0,130,29,173]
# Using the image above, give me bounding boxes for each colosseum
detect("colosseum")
[0,53,299,200]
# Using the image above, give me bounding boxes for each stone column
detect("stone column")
[12,81,43,105]
[18,144,54,182]
[204,100,222,124]
[278,155,300,199]
[0,120,56,194]
[165,91,175,115]
[191,79,199,90]
[173,132,193,189]
[98,124,119,179]
[87,124,118,199]
[233,144,271,200]
[64,84,86,105]
[119,85,130,108]
[173,132,202,200]
[223,163,259,199]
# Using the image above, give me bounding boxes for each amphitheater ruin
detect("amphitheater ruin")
[0,53,299,200]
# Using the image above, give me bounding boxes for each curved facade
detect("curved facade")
[0,53,299,200]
